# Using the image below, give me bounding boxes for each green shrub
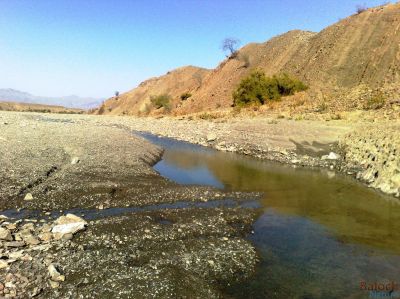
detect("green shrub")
[150,94,171,110]
[273,73,308,96]
[232,70,308,107]
[363,93,385,110]
[180,92,192,101]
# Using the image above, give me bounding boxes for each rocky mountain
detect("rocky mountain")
[95,2,400,116]
[0,89,103,109]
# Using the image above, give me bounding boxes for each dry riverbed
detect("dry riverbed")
[0,111,259,298]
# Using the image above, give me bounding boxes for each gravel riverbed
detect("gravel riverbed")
[0,110,399,298]
[0,111,260,298]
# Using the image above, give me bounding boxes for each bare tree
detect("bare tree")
[221,38,240,59]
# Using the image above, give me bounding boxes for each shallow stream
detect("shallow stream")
[141,132,400,299]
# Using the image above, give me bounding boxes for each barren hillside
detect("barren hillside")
[96,3,400,116]
[95,66,210,115]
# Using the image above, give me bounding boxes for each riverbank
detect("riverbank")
[92,110,400,198]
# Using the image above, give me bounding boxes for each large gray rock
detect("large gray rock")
[52,214,87,236]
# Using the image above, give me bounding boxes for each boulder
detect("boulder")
[52,214,87,236]
[321,152,340,160]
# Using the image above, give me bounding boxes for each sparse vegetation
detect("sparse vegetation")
[356,4,368,14]
[180,92,192,101]
[221,38,241,59]
[98,103,105,114]
[232,70,308,107]
[363,92,386,110]
[150,94,171,110]
[316,101,328,112]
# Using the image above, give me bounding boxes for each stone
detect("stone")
[61,233,73,241]
[9,251,24,259]
[0,282,4,291]
[24,235,41,245]
[48,264,65,282]
[390,173,400,188]
[41,224,52,233]
[362,168,376,183]
[24,193,34,201]
[5,241,25,248]
[49,280,60,289]
[21,223,35,231]
[0,227,13,241]
[52,214,87,236]
[0,260,8,269]
[321,152,340,160]
[206,133,217,142]
[71,157,80,164]
[5,223,16,230]
[38,232,53,242]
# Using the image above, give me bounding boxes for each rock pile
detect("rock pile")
[0,213,86,297]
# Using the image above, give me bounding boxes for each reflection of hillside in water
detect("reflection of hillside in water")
[162,147,400,254]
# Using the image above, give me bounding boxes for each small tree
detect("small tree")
[221,38,240,59]
[356,4,367,14]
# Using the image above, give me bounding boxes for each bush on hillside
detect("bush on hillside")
[232,70,308,107]
[356,4,367,14]
[150,94,171,110]
[363,93,385,110]
[180,92,192,101]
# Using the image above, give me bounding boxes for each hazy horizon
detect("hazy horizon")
[0,0,391,98]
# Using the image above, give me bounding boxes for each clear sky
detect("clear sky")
[0,0,391,98]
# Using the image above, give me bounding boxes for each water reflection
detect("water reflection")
[141,133,400,298]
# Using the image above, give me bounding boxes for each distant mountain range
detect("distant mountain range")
[0,88,103,109]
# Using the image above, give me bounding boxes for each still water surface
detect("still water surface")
[142,133,400,299]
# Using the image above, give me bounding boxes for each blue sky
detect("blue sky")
[0,0,391,98]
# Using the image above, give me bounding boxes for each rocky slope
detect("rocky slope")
[95,2,400,116]
[96,66,210,116]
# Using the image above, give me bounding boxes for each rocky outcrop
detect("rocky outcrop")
[340,123,400,197]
